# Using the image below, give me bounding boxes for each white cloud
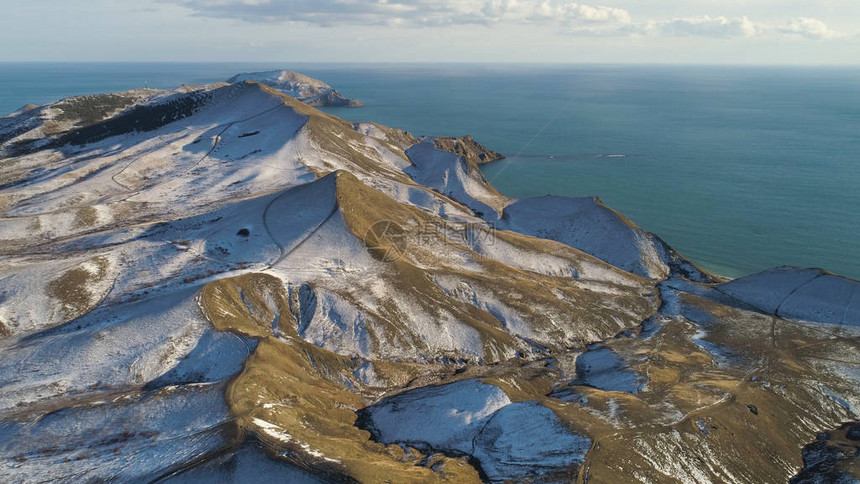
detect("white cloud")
[779,17,836,39]
[167,0,843,40]
[573,14,840,40]
[648,16,759,38]
[519,3,632,24]
[170,0,634,27]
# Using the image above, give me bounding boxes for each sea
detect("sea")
[1,62,858,280]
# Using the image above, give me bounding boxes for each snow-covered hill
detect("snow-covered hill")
[0,78,857,483]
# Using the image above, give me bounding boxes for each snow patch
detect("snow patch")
[360,379,590,481]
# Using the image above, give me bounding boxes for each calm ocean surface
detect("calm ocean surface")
[2,63,858,280]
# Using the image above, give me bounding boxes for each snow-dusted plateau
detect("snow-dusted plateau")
[0,71,857,483]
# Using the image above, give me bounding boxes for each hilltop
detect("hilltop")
[227,70,364,107]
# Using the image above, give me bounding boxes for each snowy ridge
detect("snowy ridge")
[405,137,508,220]
[499,195,669,279]
[717,267,860,325]
[227,70,363,107]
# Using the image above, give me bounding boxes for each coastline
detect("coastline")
[5,63,859,280]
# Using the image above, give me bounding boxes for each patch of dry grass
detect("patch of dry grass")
[73,206,99,228]
[47,256,109,321]
[198,273,293,339]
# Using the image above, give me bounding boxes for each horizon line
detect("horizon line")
[2,60,860,68]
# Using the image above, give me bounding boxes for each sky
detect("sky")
[1,0,859,64]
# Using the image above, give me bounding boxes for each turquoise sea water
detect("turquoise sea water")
[1,63,858,279]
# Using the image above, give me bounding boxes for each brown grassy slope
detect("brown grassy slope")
[333,170,658,354]
[577,295,860,483]
[198,272,482,483]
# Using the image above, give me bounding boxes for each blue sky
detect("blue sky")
[1,0,859,64]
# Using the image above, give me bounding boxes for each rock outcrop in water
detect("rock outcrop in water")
[434,135,504,166]
[0,78,857,483]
